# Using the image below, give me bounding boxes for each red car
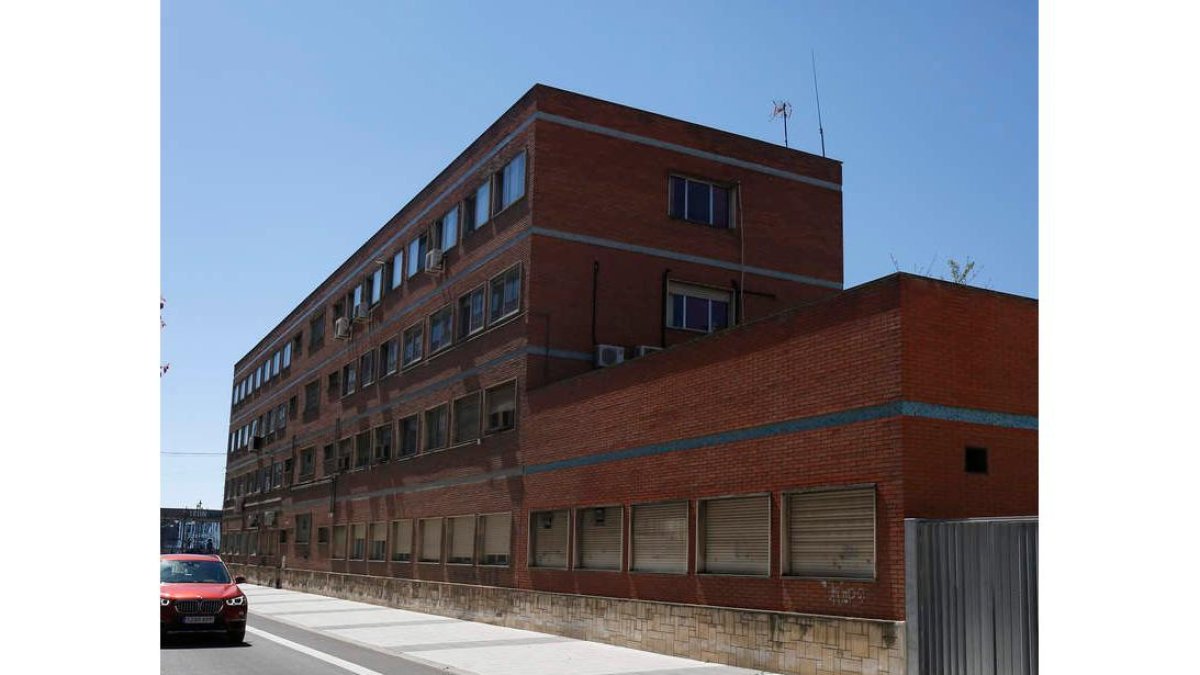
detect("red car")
[160,554,248,643]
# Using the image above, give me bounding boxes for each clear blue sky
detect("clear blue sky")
[161,0,1037,508]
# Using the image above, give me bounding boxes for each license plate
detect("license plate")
[183,616,215,624]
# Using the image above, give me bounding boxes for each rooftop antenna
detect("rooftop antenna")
[811,49,826,157]
[770,100,793,148]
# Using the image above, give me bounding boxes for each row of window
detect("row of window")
[232,335,302,406]
[229,398,297,453]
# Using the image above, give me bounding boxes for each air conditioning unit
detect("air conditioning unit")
[488,409,515,432]
[353,302,369,322]
[334,317,351,339]
[634,345,663,358]
[595,344,626,367]
[424,248,444,272]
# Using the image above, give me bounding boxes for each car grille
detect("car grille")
[174,600,223,615]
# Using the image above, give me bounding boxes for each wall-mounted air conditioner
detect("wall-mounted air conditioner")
[488,409,515,432]
[334,317,351,339]
[634,345,663,358]
[595,344,626,367]
[424,248,444,272]
[353,303,370,322]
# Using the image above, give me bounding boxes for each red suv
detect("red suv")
[160,554,248,643]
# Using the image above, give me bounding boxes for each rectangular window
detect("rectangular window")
[360,350,376,386]
[463,194,477,232]
[370,267,384,305]
[295,514,312,544]
[699,495,769,575]
[369,522,387,561]
[338,438,353,471]
[355,431,371,469]
[373,424,392,462]
[304,380,320,414]
[576,506,622,571]
[785,487,875,579]
[341,362,357,396]
[322,444,335,475]
[452,392,481,445]
[272,352,281,377]
[391,251,404,289]
[402,324,424,367]
[317,527,329,545]
[332,525,347,559]
[418,518,442,563]
[351,523,367,560]
[439,205,458,250]
[300,447,315,477]
[282,342,292,369]
[381,338,399,376]
[447,515,475,564]
[428,306,453,354]
[668,175,732,228]
[474,181,490,229]
[495,151,526,212]
[489,266,521,323]
[390,519,412,562]
[406,232,429,278]
[398,415,419,456]
[328,371,340,397]
[530,509,569,568]
[478,513,511,566]
[352,284,364,311]
[666,282,732,333]
[424,404,448,451]
[457,287,485,339]
[485,381,516,433]
[631,501,688,574]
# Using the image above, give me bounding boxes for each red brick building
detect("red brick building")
[221,84,1036,666]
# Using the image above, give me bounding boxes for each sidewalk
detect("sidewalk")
[242,584,775,675]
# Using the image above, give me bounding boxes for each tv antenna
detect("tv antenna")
[811,50,826,157]
[770,100,792,148]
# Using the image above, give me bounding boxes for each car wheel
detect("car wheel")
[227,626,245,644]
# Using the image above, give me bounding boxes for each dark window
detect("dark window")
[374,425,392,462]
[402,324,424,367]
[398,415,419,456]
[304,380,320,414]
[300,448,315,477]
[292,333,303,357]
[453,392,481,444]
[458,287,485,338]
[322,444,335,475]
[462,194,477,231]
[406,231,429,278]
[355,432,371,468]
[317,527,329,545]
[485,381,517,433]
[381,338,399,376]
[341,363,357,396]
[489,266,521,322]
[668,175,732,228]
[295,514,311,544]
[424,405,448,451]
[667,282,732,333]
[360,350,376,386]
[327,371,340,398]
[429,306,453,353]
[965,447,988,474]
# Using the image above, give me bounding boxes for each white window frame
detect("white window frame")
[666,281,734,333]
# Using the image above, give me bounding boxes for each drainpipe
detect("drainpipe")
[661,269,671,348]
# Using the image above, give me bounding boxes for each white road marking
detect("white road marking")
[246,626,387,675]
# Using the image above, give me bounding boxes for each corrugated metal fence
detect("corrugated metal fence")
[905,517,1038,675]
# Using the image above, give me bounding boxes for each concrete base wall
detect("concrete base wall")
[230,564,905,675]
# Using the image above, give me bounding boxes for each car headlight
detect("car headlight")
[160,597,170,606]
[225,595,246,606]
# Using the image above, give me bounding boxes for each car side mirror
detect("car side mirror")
[235,576,246,584]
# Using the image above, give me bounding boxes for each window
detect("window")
[338,438,353,470]
[447,515,475,564]
[406,231,429,278]
[295,514,311,545]
[418,518,442,563]
[530,510,569,568]
[304,380,320,414]
[317,527,329,545]
[457,287,485,339]
[478,513,510,565]
[669,175,732,228]
[576,506,622,571]
[332,525,347,559]
[352,283,364,311]
[300,447,315,478]
[355,431,371,469]
[429,306,453,354]
[391,251,404,289]
[785,487,875,579]
[398,415,419,457]
[370,266,384,305]
[351,523,367,560]
[254,367,261,390]
[360,350,376,386]
[288,396,297,420]
[402,324,424,367]
[293,333,303,357]
[424,404,448,451]
[473,180,490,228]
[272,352,281,377]
[485,381,516,433]
[453,392,481,444]
[373,424,392,462]
[328,371,340,397]
[368,522,387,561]
[489,266,521,322]
[390,519,412,562]
[282,342,292,369]
[381,338,399,376]
[463,194,477,232]
[438,205,458,251]
[494,151,526,212]
[667,282,732,333]
[698,495,769,575]
[322,444,335,474]
[965,446,988,474]
[341,362,357,396]
[631,502,688,574]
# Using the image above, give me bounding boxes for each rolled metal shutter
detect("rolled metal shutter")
[481,513,510,564]
[787,486,875,578]
[449,516,475,563]
[702,495,769,575]
[531,510,568,567]
[391,519,412,561]
[632,502,688,573]
[420,518,442,562]
[578,506,622,570]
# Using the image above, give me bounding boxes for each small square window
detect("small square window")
[965,447,988,474]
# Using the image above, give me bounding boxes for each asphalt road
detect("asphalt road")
[160,612,451,675]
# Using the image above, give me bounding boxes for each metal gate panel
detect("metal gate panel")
[906,517,1037,675]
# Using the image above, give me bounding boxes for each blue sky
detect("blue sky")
[161,0,1037,508]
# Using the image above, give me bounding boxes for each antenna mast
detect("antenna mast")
[811,50,826,157]
[770,100,793,148]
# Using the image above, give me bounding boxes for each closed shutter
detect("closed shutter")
[531,510,568,568]
[419,518,442,562]
[578,506,622,570]
[448,516,475,563]
[702,495,769,575]
[632,502,688,573]
[391,520,412,561]
[787,487,875,579]
[481,513,510,565]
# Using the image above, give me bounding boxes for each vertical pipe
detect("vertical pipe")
[661,269,671,348]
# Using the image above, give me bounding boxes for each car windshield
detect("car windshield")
[160,560,230,584]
